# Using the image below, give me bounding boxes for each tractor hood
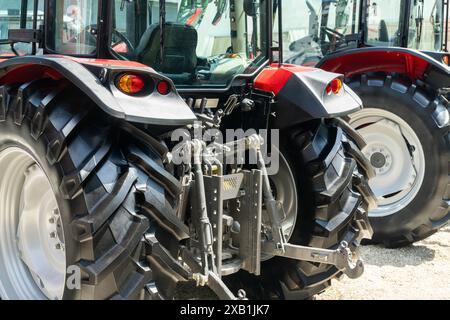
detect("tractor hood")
[254,64,362,127]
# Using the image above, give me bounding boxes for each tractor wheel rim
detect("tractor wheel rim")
[261,148,298,261]
[348,108,426,218]
[0,147,66,300]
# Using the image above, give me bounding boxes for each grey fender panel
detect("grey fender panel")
[273,69,362,128]
[0,56,197,126]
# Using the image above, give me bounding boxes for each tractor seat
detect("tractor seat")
[135,23,198,84]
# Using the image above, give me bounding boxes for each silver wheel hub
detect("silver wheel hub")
[369,149,391,172]
[349,109,425,218]
[0,147,66,300]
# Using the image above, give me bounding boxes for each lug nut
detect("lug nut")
[49,217,55,224]
[55,243,62,250]
[50,232,56,239]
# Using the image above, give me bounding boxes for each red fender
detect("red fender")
[0,64,63,85]
[318,48,433,81]
[0,56,151,86]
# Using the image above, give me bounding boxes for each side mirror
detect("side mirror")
[244,0,257,17]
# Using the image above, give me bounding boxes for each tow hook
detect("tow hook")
[335,242,364,279]
[252,132,365,280]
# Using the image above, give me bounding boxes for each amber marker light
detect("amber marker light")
[117,74,146,95]
[326,78,343,95]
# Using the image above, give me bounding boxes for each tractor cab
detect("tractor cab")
[0,0,270,89]
[281,0,450,66]
[0,0,271,90]
[105,0,270,87]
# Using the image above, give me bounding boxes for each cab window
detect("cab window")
[0,0,44,56]
[46,0,99,55]
[365,0,403,46]
[111,0,269,88]
[407,0,444,51]
[277,0,361,67]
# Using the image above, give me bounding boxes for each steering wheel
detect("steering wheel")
[74,24,134,54]
[111,29,135,52]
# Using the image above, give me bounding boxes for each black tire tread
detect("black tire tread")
[348,73,450,247]
[0,81,180,300]
[232,122,372,300]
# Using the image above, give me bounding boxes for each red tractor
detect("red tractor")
[281,0,450,247]
[0,0,375,300]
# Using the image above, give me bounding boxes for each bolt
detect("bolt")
[340,241,349,248]
[55,243,62,250]
[49,217,55,224]
[50,232,56,239]
[53,209,59,216]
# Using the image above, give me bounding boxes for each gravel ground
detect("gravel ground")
[317,225,450,300]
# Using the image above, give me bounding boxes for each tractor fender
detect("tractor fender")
[317,47,450,90]
[0,56,197,126]
[254,64,362,128]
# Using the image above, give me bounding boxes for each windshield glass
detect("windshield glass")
[366,0,445,51]
[366,0,403,47]
[0,0,44,56]
[111,0,269,87]
[277,0,361,66]
[47,0,99,55]
[408,0,444,51]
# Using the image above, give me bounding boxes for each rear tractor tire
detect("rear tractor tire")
[224,121,374,299]
[348,74,450,247]
[0,79,374,300]
[0,80,180,300]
